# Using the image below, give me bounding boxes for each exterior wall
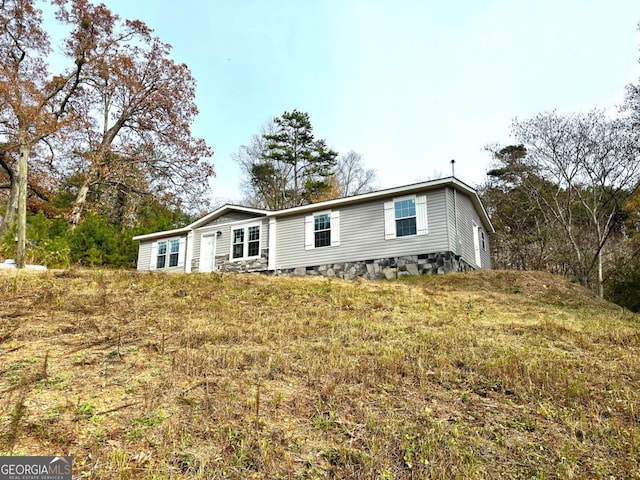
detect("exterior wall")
[456,193,492,269]
[279,251,474,280]
[192,216,269,272]
[136,235,188,272]
[445,188,460,254]
[272,189,451,270]
[136,241,153,271]
[134,182,493,277]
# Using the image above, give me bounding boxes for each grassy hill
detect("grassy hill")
[0,269,638,479]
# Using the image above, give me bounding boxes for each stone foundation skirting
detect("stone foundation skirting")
[278,251,474,280]
[214,249,269,273]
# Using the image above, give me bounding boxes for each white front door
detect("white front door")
[199,234,216,272]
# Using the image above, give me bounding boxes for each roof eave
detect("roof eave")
[268,177,468,216]
[132,227,191,242]
[266,176,494,233]
[187,204,270,229]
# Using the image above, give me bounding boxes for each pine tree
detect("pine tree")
[261,110,338,208]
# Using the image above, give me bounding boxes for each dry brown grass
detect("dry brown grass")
[0,268,638,479]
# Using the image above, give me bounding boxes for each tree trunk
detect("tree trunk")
[69,177,91,226]
[114,186,134,229]
[16,139,29,269]
[2,176,18,233]
[597,249,604,297]
[0,151,17,232]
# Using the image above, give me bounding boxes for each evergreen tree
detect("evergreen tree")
[261,110,338,208]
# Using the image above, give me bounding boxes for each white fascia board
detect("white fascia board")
[267,177,467,217]
[197,217,267,232]
[264,176,494,234]
[470,193,495,233]
[187,204,270,229]
[134,177,494,242]
[132,227,191,242]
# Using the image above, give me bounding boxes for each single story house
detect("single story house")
[133,176,494,279]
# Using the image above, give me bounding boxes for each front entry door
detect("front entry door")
[199,234,216,272]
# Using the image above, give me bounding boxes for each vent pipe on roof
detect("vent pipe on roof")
[450,159,456,178]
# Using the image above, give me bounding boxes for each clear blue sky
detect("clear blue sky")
[98,0,639,205]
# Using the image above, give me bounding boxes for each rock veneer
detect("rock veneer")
[280,251,474,280]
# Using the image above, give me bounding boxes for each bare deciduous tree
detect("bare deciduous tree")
[0,0,89,266]
[492,110,640,295]
[0,0,214,267]
[334,150,377,197]
[57,1,213,225]
[233,120,291,209]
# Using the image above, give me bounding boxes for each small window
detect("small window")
[231,225,261,260]
[384,195,427,239]
[305,211,340,250]
[314,213,331,248]
[232,228,244,259]
[156,241,167,269]
[395,198,417,237]
[248,226,260,257]
[480,229,486,251]
[155,238,182,269]
[169,239,180,267]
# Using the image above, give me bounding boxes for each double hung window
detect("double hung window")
[314,213,331,248]
[384,195,428,239]
[248,226,260,256]
[232,224,261,260]
[305,211,340,250]
[394,198,417,237]
[232,229,244,259]
[154,238,181,269]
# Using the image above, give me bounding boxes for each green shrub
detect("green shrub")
[28,237,71,268]
[0,212,71,267]
[68,213,118,266]
[0,201,191,269]
[605,256,640,312]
